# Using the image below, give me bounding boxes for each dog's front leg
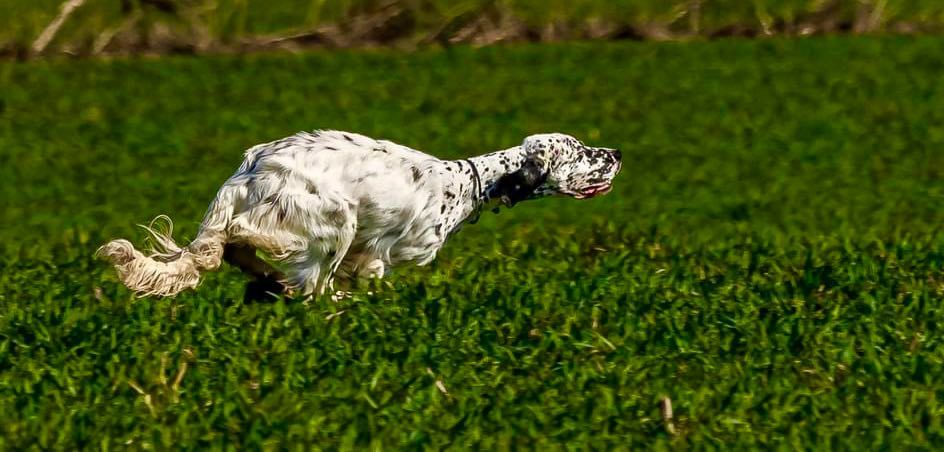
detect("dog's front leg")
[275,193,358,300]
[331,255,386,301]
[359,258,385,279]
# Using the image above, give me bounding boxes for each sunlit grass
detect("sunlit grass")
[1,37,944,448]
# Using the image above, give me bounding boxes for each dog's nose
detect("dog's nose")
[612,149,622,161]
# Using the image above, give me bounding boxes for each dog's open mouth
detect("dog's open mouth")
[573,183,612,199]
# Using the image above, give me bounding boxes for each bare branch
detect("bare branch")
[31,0,88,55]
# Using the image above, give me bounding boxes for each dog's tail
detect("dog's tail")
[97,183,241,297]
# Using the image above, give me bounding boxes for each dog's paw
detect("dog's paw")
[362,259,385,279]
[331,290,353,302]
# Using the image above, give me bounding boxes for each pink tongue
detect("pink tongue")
[582,185,611,197]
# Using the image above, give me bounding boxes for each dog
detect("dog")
[98,130,622,300]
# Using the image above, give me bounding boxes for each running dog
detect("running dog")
[98,130,622,300]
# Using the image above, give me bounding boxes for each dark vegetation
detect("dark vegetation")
[6,0,944,58]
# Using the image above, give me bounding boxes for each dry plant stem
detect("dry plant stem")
[868,0,888,31]
[31,0,87,55]
[661,396,677,435]
[92,10,142,55]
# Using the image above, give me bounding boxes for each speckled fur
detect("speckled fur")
[98,130,622,298]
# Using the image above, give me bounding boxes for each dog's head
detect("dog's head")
[493,133,622,206]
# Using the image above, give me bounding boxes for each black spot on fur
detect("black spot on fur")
[491,158,548,207]
[324,146,338,151]
[343,134,354,142]
[412,167,422,182]
[355,171,378,184]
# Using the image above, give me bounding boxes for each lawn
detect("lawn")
[2,36,944,448]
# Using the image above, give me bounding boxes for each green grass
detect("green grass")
[2,36,944,448]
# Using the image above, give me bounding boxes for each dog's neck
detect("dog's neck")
[437,146,530,235]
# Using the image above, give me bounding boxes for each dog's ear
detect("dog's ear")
[492,158,548,207]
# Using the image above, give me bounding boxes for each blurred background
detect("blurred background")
[7,0,944,58]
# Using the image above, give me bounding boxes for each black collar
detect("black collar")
[462,158,485,224]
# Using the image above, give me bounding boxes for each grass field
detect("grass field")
[2,36,944,448]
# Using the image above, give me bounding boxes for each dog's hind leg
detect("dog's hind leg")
[223,243,287,303]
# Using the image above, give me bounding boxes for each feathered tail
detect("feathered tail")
[97,183,240,297]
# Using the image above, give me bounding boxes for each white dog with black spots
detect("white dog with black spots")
[99,130,622,301]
